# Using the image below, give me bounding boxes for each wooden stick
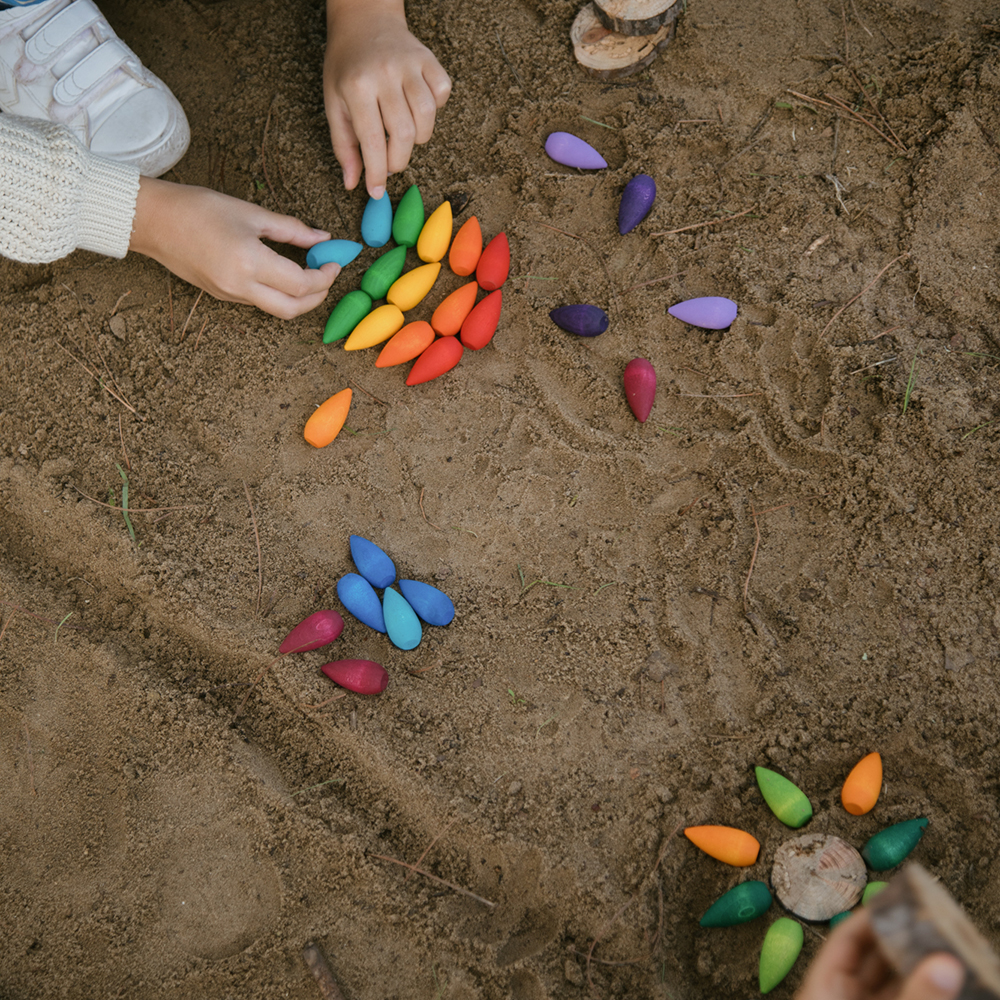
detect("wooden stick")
[823,92,906,152]
[301,942,348,1000]
[819,252,909,339]
[179,289,205,343]
[242,480,264,617]
[651,207,753,236]
[868,863,1000,997]
[407,816,459,881]
[372,854,496,908]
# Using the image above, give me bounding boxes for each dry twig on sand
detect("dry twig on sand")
[372,853,496,908]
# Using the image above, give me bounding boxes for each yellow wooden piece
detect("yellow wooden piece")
[387,262,442,312]
[416,201,453,263]
[303,388,352,448]
[344,304,405,351]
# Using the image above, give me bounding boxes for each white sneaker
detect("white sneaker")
[0,0,189,176]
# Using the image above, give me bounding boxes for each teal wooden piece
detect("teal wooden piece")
[755,766,813,828]
[861,818,928,871]
[759,917,803,994]
[383,587,422,650]
[361,192,393,247]
[699,881,772,928]
[306,239,363,269]
[829,910,852,928]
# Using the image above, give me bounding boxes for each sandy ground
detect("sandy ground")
[3,0,1000,997]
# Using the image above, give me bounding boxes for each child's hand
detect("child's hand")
[795,910,964,1000]
[324,0,451,198]
[129,178,339,319]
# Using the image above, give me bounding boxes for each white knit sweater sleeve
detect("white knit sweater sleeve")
[0,112,140,263]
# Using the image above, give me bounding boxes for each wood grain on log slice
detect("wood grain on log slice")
[593,0,684,36]
[771,833,867,921]
[868,864,1000,1000]
[571,3,674,79]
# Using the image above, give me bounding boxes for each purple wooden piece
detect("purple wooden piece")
[668,296,738,330]
[618,174,656,234]
[544,132,608,169]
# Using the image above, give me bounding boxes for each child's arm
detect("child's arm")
[324,0,452,198]
[129,179,339,320]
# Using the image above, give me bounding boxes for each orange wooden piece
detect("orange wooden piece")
[684,825,760,867]
[406,336,463,386]
[376,321,436,368]
[303,388,352,448]
[448,216,483,276]
[460,288,502,350]
[476,232,510,291]
[431,281,479,336]
[841,752,883,815]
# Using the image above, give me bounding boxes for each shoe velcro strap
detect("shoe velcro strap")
[52,36,134,105]
[24,0,104,64]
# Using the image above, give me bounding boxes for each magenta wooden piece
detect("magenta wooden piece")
[623,358,656,422]
[321,659,389,695]
[618,174,656,234]
[668,296,738,330]
[278,610,345,654]
[544,132,608,169]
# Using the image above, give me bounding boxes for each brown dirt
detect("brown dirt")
[3,0,1000,997]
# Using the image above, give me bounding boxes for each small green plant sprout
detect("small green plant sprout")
[507,687,527,707]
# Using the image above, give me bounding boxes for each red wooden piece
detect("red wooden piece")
[460,289,502,350]
[476,232,510,291]
[406,336,464,385]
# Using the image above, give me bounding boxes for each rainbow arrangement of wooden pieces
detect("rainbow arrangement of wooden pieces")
[686,753,931,993]
[336,534,455,652]
[275,608,389,696]
[569,0,684,80]
[303,185,510,447]
[544,130,741,426]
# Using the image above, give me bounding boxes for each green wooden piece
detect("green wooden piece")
[861,817,928,871]
[700,880,772,928]
[360,245,408,300]
[323,290,372,344]
[862,881,888,905]
[392,184,425,247]
[829,910,853,928]
[759,917,803,994]
[755,766,813,828]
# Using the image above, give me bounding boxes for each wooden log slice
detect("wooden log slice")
[771,833,867,921]
[593,0,685,36]
[571,3,674,79]
[868,864,1000,1000]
